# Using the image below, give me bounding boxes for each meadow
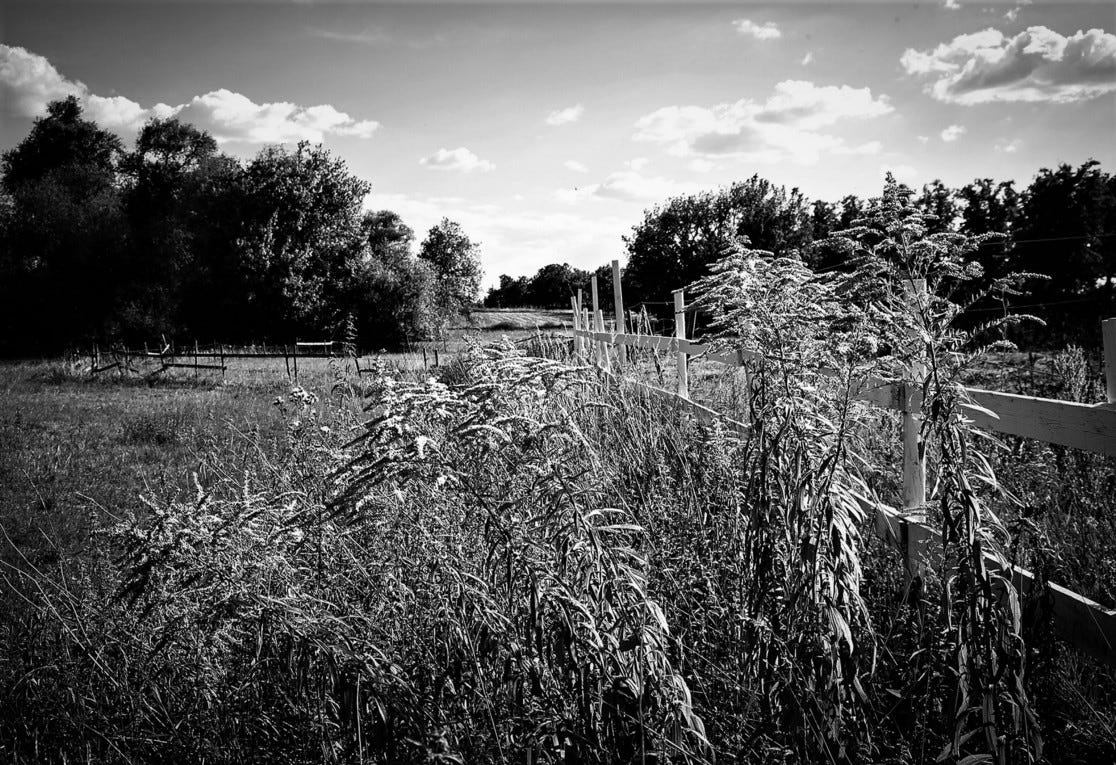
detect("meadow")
[2,286,1115,764]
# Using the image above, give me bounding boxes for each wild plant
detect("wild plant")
[684,175,1042,762]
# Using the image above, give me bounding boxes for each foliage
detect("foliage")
[418,219,484,334]
[623,174,812,307]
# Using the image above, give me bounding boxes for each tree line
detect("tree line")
[0,97,482,355]
[487,169,1115,348]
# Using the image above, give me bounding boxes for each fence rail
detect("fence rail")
[566,273,1116,666]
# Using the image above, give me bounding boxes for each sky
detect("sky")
[2,1,1114,288]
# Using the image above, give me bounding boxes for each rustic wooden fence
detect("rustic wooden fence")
[568,261,1116,666]
[88,339,357,381]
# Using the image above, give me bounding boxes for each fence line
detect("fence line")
[568,283,1116,666]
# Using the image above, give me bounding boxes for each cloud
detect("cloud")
[688,158,715,173]
[419,147,495,173]
[917,135,930,143]
[995,137,1023,153]
[545,104,584,126]
[625,157,650,171]
[940,124,966,142]
[0,44,379,143]
[801,52,814,66]
[564,159,589,173]
[0,44,83,116]
[556,165,703,205]
[733,19,781,41]
[944,0,961,10]
[368,191,631,285]
[1004,7,1020,22]
[881,163,919,185]
[901,26,1116,103]
[634,79,892,164]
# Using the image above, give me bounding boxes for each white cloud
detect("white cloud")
[555,165,703,205]
[733,19,782,41]
[0,44,84,116]
[368,191,630,285]
[625,157,650,171]
[995,137,1023,153]
[0,44,379,142]
[944,0,961,10]
[917,135,930,143]
[174,90,378,143]
[545,104,584,126]
[593,170,702,203]
[801,52,815,66]
[940,124,966,142]
[419,147,495,173]
[901,26,1116,104]
[688,158,715,173]
[881,163,919,185]
[564,159,589,173]
[1004,7,1020,22]
[634,79,892,164]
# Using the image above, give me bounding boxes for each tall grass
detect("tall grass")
[2,180,1114,762]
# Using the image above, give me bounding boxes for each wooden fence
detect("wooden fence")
[568,261,1116,666]
[88,339,356,381]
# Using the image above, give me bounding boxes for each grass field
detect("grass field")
[2,309,1115,763]
[0,310,567,566]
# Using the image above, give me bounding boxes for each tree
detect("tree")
[526,263,589,308]
[118,118,241,340]
[357,210,438,347]
[623,175,811,306]
[485,274,531,308]
[236,141,371,339]
[1011,160,1116,345]
[916,180,958,234]
[418,219,483,332]
[1,96,122,196]
[0,97,126,352]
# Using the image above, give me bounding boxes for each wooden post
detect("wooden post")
[595,309,610,372]
[902,279,927,512]
[1103,317,1116,404]
[611,259,626,365]
[434,348,440,367]
[674,289,688,399]
[220,344,225,381]
[902,280,928,510]
[284,345,291,379]
[423,347,429,369]
[590,275,602,366]
[292,339,298,382]
[570,296,582,358]
[194,340,199,379]
[899,279,928,578]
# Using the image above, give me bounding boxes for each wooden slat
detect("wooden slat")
[962,388,1116,457]
[859,496,1116,665]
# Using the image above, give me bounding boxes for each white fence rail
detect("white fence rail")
[567,279,1116,666]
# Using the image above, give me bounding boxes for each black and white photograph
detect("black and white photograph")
[1,0,1115,762]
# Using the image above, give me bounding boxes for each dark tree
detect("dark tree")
[0,97,126,352]
[237,141,371,339]
[916,180,959,234]
[623,175,811,306]
[418,219,483,331]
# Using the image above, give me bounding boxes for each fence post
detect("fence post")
[570,296,581,358]
[293,339,299,383]
[674,289,688,400]
[611,259,626,365]
[595,308,610,372]
[902,279,927,511]
[591,275,602,366]
[1104,317,1116,404]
